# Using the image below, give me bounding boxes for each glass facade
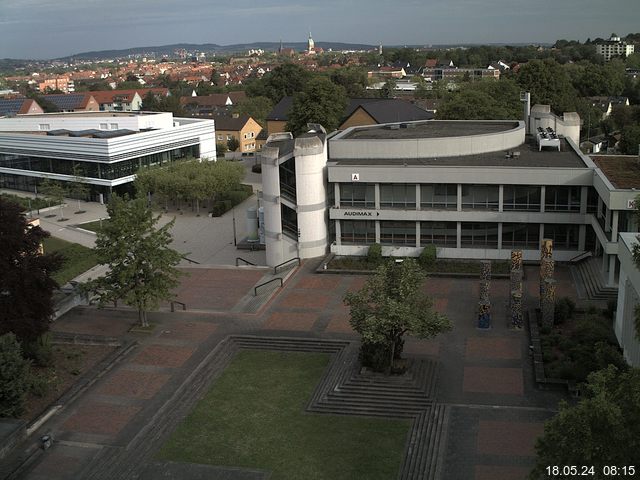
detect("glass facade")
[281,204,298,239]
[380,221,416,245]
[461,222,499,247]
[420,221,457,247]
[545,186,581,212]
[380,184,416,209]
[421,184,457,209]
[502,223,540,249]
[503,186,541,211]
[278,157,296,202]
[340,183,374,208]
[544,224,579,250]
[461,185,499,210]
[341,220,376,245]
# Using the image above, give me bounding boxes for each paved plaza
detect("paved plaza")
[2,258,579,480]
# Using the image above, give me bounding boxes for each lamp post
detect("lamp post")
[232,205,237,246]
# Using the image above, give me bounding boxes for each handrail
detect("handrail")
[170,300,186,312]
[236,257,256,266]
[274,257,300,274]
[254,277,283,296]
[568,251,592,264]
[181,255,200,264]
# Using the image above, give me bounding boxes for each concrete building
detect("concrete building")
[259,107,640,294]
[0,111,216,201]
[596,34,635,61]
[614,232,640,367]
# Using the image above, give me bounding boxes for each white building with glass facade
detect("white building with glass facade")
[0,111,216,201]
[260,112,640,290]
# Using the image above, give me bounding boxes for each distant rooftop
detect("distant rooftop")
[592,156,640,189]
[331,136,587,169]
[342,120,519,140]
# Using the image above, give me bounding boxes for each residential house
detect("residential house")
[0,98,44,116]
[180,92,247,117]
[41,93,100,112]
[596,34,635,61]
[588,96,630,119]
[214,114,262,153]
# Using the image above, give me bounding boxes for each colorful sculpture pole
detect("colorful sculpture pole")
[478,260,491,328]
[542,278,556,328]
[509,250,524,329]
[539,239,554,309]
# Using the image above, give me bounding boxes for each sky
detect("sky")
[1,0,639,59]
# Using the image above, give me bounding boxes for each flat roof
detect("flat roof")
[342,120,519,140]
[330,136,587,169]
[592,155,640,189]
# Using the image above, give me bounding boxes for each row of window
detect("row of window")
[340,220,580,250]
[339,183,594,212]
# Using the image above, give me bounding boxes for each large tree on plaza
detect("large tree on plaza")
[0,198,62,342]
[286,77,348,135]
[87,195,183,327]
[344,258,452,373]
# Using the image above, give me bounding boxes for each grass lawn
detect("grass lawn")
[1,193,52,212]
[77,219,108,233]
[42,237,98,285]
[157,350,410,480]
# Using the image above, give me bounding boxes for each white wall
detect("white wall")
[615,233,640,367]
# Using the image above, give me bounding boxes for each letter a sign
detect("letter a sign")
[351,173,360,182]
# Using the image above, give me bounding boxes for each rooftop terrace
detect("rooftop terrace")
[592,155,640,189]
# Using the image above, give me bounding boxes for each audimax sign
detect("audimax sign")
[340,210,380,217]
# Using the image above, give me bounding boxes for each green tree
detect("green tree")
[330,66,369,97]
[216,142,228,157]
[286,77,348,135]
[380,78,397,98]
[436,79,522,120]
[87,195,183,327]
[0,333,32,418]
[227,136,240,152]
[530,366,639,479]
[38,178,67,220]
[619,125,640,155]
[69,164,90,214]
[344,259,452,373]
[517,59,579,114]
[233,96,273,127]
[245,63,312,103]
[0,198,62,343]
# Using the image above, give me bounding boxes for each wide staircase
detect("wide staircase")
[572,256,618,302]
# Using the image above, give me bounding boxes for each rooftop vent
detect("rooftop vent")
[384,124,400,130]
[400,123,416,129]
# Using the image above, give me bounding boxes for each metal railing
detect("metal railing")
[254,277,283,296]
[568,251,593,264]
[170,300,186,312]
[181,255,200,264]
[236,257,256,266]
[274,257,300,274]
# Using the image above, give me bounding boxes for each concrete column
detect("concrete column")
[611,211,619,240]
[540,185,546,213]
[415,184,421,211]
[416,222,421,248]
[608,255,616,287]
[457,222,462,249]
[375,183,380,210]
[497,223,503,250]
[597,196,603,218]
[578,224,586,251]
[457,184,462,212]
[498,185,504,213]
[334,183,340,208]
[605,207,611,233]
[375,220,380,244]
[580,186,588,214]
[602,252,608,274]
[335,220,341,246]
[539,223,545,247]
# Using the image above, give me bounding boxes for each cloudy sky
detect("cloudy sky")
[1,0,639,59]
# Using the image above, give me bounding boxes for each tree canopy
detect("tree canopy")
[530,366,640,478]
[87,195,183,327]
[437,78,522,120]
[286,77,348,135]
[0,333,32,418]
[0,198,62,342]
[233,95,273,127]
[344,258,452,372]
[245,63,311,104]
[516,59,579,114]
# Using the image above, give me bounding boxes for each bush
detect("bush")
[251,164,262,174]
[604,300,617,320]
[29,370,53,398]
[22,333,53,367]
[0,333,31,417]
[359,338,404,373]
[554,297,576,325]
[418,244,437,269]
[224,189,251,206]
[367,243,382,266]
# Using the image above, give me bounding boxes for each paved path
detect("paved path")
[9,262,582,480]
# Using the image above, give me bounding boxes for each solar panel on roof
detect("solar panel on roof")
[0,98,27,116]
[44,94,84,110]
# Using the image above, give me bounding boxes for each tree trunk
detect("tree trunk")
[388,338,396,375]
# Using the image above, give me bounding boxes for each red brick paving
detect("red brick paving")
[158,320,218,341]
[96,370,171,399]
[132,345,196,368]
[172,268,264,310]
[475,465,531,480]
[296,276,340,290]
[63,402,141,436]
[476,420,544,456]
[278,291,331,309]
[263,311,319,331]
[465,337,521,360]
[434,297,448,312]
[325,313,354,334]
[52,310,135,337]
[28,454,83,477]
[346,276,367,293]
[424,278,452,296]
[463,366,524,395]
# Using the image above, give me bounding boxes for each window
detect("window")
[38,124,50,131]
[380,184,416,208]
[420,221,456,247]
[100,123,108,130]
[341,220,376,244]
[503,186,541,211]
[545,186,580,212]
[281,204,298,239]
[421,184,457,210]
[110,123,119,130]
[279,157,296,201]
[340,183,375,208]
[544,224,579,250]
[217,134,223,141]
[226,135,232,141]
[587,187,598,214]
[461,223,499,248]
[461,185,499,210]
[243,133,248,139]
[502,223,539,249]
[380,221,416,245]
